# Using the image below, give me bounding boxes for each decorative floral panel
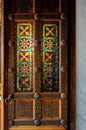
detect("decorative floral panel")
[42,23,59,92]
[17,23,33,92]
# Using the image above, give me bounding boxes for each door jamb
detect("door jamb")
[67,0,76,130]
[1,0,5,130]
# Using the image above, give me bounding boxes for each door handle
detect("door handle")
[5,93,14,105]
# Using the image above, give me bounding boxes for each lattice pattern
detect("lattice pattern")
[42,23,59,92]
[17,23,33,92]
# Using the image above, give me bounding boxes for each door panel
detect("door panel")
[4,0,68,130]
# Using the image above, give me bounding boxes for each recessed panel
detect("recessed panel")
[15,99,33,119]
[15,0,33,13]
[40,0,60,13]
[41,99,61,120]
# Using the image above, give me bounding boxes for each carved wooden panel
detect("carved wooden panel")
[40,0,60,13]
[15,0,33,13]
[14,99,33,119]
[41,99,61,120]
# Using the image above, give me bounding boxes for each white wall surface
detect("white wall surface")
[76,0,86,130]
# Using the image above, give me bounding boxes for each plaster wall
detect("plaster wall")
[76,0,86,130]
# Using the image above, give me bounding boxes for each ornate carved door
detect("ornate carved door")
[3,0,68,130]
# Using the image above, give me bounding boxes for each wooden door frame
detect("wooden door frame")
[1,0,5,130]
[1,0,76,130]
[67,0,76,130]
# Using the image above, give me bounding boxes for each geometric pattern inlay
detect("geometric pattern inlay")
[43,24,58,37]
[18,77,32,92]
[18,24,32,36]
[43,37,58,52]
[43,52,57,62]
[17,62,31,77]
[42,23,59,92]
[17,37,32,51]
[43,63,58,77]
[19,52,31,62]
[42,77,59,92]
[17,23,33,92]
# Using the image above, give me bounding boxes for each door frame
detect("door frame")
[1,0,76,130]
[68,0,76,130]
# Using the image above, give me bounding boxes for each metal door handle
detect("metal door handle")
[5,93,14,105]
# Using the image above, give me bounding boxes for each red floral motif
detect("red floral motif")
[43,64,54,76]
[44,39,55,51]
[19,77,31,88]
[18,63,31,76]
[19,38,31,50]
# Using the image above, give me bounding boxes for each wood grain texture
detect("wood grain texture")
[9,126,66,130]
[1,0,5,130]
[15,99,33,119]
[67,0,76,130]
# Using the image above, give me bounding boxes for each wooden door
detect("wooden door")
[2,0,68,130]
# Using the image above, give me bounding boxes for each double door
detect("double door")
[3,0,68,130]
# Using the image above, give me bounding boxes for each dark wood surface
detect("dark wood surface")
[67,0,76,130]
